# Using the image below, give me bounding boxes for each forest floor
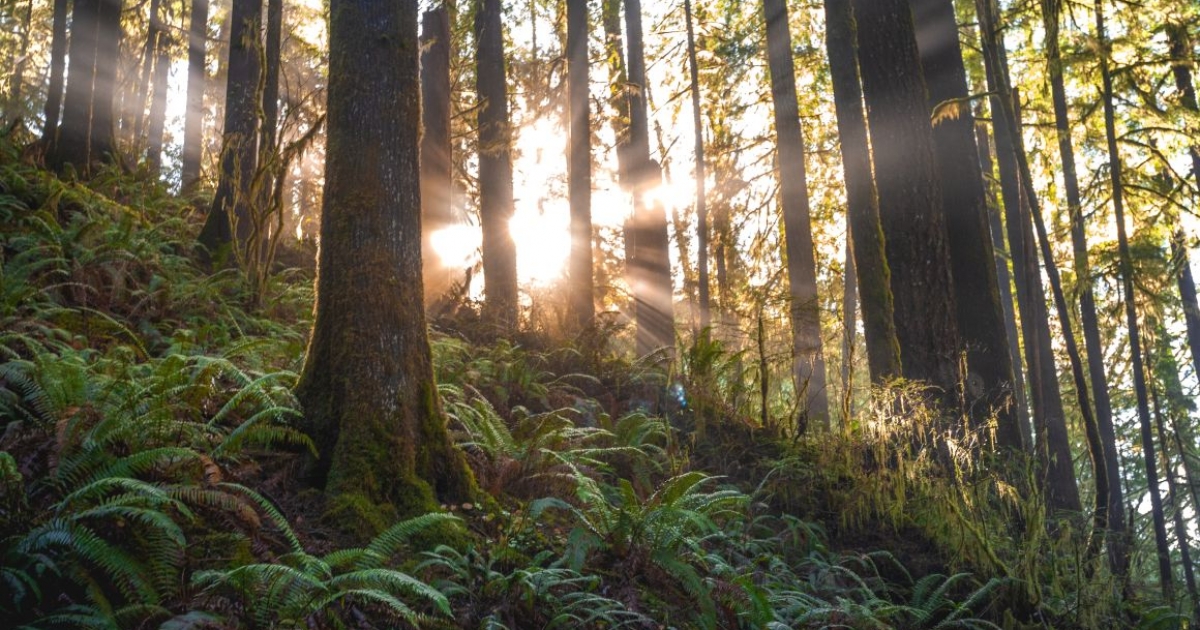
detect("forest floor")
[0,144,1158,628]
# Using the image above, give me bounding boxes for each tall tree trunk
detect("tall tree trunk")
[683,0,710,331]
[50,0,121,175]
[566,0,594,330]
[295,0,472,527]
[841,235,857,424]
[975,123,1031,448]
[1094,0,1174,599]
[133,0,162,146]
[909,0,1018,448]
[975,0,1082,515]
[145,30,171,176]
[198,0,262,256]
[1167,24,1200,386]
[258,0,282,181]
[623,0,674,354]
[849,0,962,404]
[764,0,828,431]
[9,0,33,121]
[1040,0,1128,576]
[181,0,209,189]
[475,0,519,328]
[421,6,455,307]
[41,0,70,142]
[822,0,901,384]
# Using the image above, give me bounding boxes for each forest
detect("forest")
[0,0,1198,626]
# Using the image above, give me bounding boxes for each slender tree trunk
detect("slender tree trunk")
[1094,0,1173,600]
[849,0,962,404]
[181,0,209,189]
[146,30,171,176]
[975,123,1031,448]
[624,0,674,355]
[975,0,1081,513]
[1040,0,1128,576]
[683,0,710,331]
[909,0,1018,448]
[421,6,455,307]
[9,0,33,120]
[841,235,857,424]
[295,0,472,527]
[823,0,901,384]
[1167,24,1200,386]
[566,0,594,330]
[764,0,828,431]
[133,0,162,146]
[1168,24,1200,189]
[475,0,519,328]
[198,0,261,256]
[259,0,282,170]
[41,0,70,142]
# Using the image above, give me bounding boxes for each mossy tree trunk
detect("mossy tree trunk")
[849,0,962,405]
[822,0,901,384]
[295,0,472,524]
[420,6,456,307]
[566,0,595,330]
[181,0,208,190]
[909,0,1019,449]
[683,0,710,331]
[764,0,828,431]
[475,0,519,329]
[198,0,262,256]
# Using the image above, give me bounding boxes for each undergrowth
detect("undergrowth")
[0,136,1171,628]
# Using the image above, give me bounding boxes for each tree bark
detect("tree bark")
[1040,0,1128,577]
[566,0,594,330]
[975,0,1082,515]
[421,6,456,307]
[181,0,209,189]
[475,0,519,329]
[41,0,70,142]
[295,0,472,524]
[1167,24,1200,387]
[764,0,828,431]
[623,0,674,355]
[258,0,282,186]
[849,0,962,404]
[841,235,857,423]
[146,29,172,176]
[8,0,33,121]
[49,0,121,175]
[974,123,1031,449]
[823,0,901,384]
[1094,0,1173,600]
[198,0,262,256]
[133,0,162,146]
[909,0,1018,448]
[683,0,710,331]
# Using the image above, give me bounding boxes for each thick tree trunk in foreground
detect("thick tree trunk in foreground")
[295,0,472,523]
[764,0,828,430]
[684,0,710,331]
[976,0,1081,515]
[1041,0,1128,577]
[849,0,962,404]
[566,0,594,330]
[475,0,519,329]
[624,0,674,355]
[823,0,901,384]
[198,0,262,255]
[41,0,70,142]
[1095,0,1173,600]
[910,0,1018,448]
[181,0,209,189]
[421,7,455,307]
